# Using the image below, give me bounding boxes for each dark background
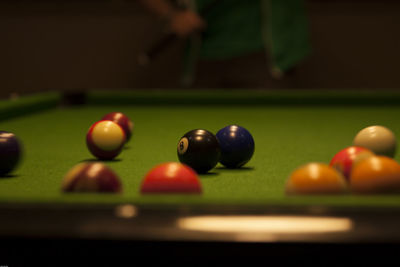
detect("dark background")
[0,0,400,97]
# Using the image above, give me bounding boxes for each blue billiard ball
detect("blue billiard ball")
[216,125,255,168]
[0,131,22,176]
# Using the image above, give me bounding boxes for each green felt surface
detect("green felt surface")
[2,92,400,206]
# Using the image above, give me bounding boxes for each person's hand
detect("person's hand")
[168,10,206,37]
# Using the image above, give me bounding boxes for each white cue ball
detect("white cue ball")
[353,125,397,158]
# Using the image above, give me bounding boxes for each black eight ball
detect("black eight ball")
[177,129,221,173]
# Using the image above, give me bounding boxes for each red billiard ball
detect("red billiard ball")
[286,163,347,195]
[0,131,22,176]
[140,162,202,194]
[350,156,400,193]
[330,146,374,180]
[62,162,122,193]
[86,120,126,160]
[102,112,134,143]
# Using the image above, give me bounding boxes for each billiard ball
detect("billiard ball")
[86,120,126,160]
[350,155,400,193]
[286,163,347,194]
[353,125,396,157]
[177,129,220,173]
[140,162,201,194]
[0,131,22,176]
[330,146,374,180]
[62,162,122,193]
[102,112,134,143]
[216,125,255,168]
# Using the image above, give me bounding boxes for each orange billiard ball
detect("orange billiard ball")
[286,163,347,195]
[350,155,400,193]
[330,146,374,180]
[140,162,202,194]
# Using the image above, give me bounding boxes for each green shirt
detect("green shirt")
[196,0,264,59]
[181,0,311,86]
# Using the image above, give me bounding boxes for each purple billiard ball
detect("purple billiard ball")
[0,131,22,175]
[216,125,255,168]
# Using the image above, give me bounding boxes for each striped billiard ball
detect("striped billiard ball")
[140,162,201,194]
[102,112,134,143]
[86,120,126,160]
[0,131,22,176]
[62,162,122,193]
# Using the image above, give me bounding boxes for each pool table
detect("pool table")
[2,90,400,264]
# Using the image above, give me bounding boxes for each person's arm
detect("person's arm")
[139,0,205,37]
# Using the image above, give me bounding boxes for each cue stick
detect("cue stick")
[137,0,220,66]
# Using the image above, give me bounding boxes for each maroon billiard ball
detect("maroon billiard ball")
[330,146,374,180]
[0,131,22,176]
[62,162,122,193]
[140,162,202,194]
[102,112,134,143]
[86,120,126,160]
